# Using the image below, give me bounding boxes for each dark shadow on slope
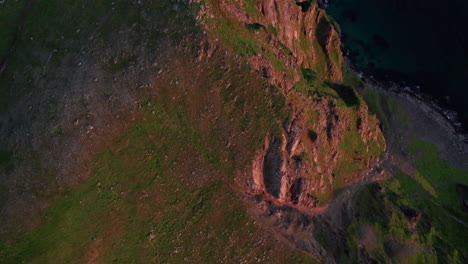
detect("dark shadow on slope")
[308,130,318,143]
[295,1,314,12]
[315,16,332,52]
[263,136,283,198]
[245,23,265,31]
[326,82,360,108]
[290,178,303,204]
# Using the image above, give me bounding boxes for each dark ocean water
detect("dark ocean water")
[325,0,468,130]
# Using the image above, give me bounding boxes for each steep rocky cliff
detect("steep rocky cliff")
[200,0,384,209]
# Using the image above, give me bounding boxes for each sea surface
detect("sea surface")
[325,0,468,130]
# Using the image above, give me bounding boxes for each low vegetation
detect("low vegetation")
[346,138,468,263]
[0,101,311,263]
[0,14,321,259]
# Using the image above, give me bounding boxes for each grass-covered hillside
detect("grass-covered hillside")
[347,139,467,263]
[0,0,466,263]
[1,46,317,263]
[346,80,468,263]
[0,0,317,262]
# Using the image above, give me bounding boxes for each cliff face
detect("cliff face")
[257,0,344,83]
[200,0,385,210]
[202,0,343,90]
[197,2,386,262]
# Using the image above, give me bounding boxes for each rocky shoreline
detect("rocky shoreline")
[361,73,467,169]
[363,73,467,139]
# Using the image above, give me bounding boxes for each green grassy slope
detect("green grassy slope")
[343,86,468,263]
[0,22,318,262]
[0,103,306,263]
[347,140,468,263]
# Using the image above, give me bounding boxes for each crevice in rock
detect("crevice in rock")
[263,136,283,198]
[295,1,314,12]
[290,178,303,204]
[286,119,302,154]
[356,117,362,130]
[292,155,303,170]
[326,102,338,141]
[316,16,332,53]
[308,129,318,143]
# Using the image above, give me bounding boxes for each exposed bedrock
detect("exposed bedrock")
[251,98,384,211]
[248,99,385,263]
[202,0,344,92]
[201,1,386,262]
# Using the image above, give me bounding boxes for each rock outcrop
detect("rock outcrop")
[200,0,385,209]
[199,1,386,262]
[201,0,343,91]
